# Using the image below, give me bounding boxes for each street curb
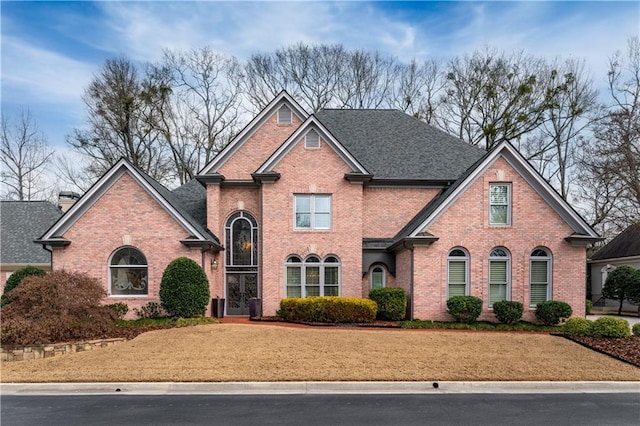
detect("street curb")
[2,381,639,395]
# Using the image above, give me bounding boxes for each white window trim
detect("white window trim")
[277,105,292,124]
[294,194,332,230]
[488,247,511,307]
[530,248,552,307]
[489,183,512,226]
[284,255,341,297]
[108,246,149,298]
[447,248,469,299]
[370,265,386,289]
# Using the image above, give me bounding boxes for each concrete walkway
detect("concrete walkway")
[587,314,640,331]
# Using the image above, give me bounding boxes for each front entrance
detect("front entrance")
[226,273,258,315]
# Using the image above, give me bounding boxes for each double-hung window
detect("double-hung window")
[489,247,510,306]
[447,248,469,298]
[489,184,511,225]
[370,266,385,289]
[295,194,331,230]
[530,248,552,307]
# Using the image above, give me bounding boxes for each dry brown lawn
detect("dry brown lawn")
[2,323,639,383]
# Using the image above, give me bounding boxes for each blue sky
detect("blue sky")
[2,1,639,149]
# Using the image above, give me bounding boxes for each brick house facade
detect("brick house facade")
[38,92,600,320]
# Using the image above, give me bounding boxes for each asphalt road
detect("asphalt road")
[2,393,639,425]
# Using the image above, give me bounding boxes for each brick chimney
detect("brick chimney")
[58,191,81,213]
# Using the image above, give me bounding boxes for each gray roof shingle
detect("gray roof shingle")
[590,223,640,261]
[1,201,62,264]
[315,109,486,180]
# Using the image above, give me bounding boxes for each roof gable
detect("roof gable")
[398,141,600,242]
[198,91,308,175]
[591,223,640,261]
[255,115,369,175]
[39,159,220,247]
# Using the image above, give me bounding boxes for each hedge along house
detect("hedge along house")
[38,91,601,320]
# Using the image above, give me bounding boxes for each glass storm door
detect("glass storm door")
[226,273,258,315]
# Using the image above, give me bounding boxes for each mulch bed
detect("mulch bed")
[563,335,640,368]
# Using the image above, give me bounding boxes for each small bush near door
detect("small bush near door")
[492,300,524,324]
[447,296,483,323]
[369,287,407,321]
[160,257,210,318]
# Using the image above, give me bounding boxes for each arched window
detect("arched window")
[530,248,552,307]
[370,265,386,289]
[225,211,258,267]
[109,246,148,296]
[448,248,469,298]
[489,247,510,307]
[285,254,341,297]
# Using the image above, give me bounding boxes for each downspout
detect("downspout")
[258,183,264,316]
[43,245,53,270]
[409,245,415,321]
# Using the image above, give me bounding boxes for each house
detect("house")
[36,92,601,320]
[1,200,62,291]
[589,223,640,310]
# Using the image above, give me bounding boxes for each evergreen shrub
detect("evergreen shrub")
[590,316,630,338]
[492,300,524,324]
[277,297,377,323]
[160,257,210,318]
[447,296,483,323]
[534,300,573,325]
[368,287,407,321]
[562,317,593,337]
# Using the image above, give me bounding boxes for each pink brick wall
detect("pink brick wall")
[52,173,213,318]
[411,157,586,321]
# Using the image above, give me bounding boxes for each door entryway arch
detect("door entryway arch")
[225,211,258,315]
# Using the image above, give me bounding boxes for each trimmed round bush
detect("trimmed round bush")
[447,296,483,323]
[159,257,210,318]
[632,322,640,337]
[534,300,573,325]
[563,317,593,337]
[590,317,630,338]
[277,297,377,323]
[4,266,46,294]
[369,287,407,321]
[492,300,524,324]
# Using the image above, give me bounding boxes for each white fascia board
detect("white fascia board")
[198,91,308,175]
[255,116,369,175]
[409,141,599,238]
[42,160,206,241]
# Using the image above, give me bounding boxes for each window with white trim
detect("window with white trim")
[448,248,469,298]
[285,255,340,297]
[294,194,331,230]
[489,184,511,225]
[370,266,385,289]
[277,105,292,124]
[530,248,552,307]
[489,247,510,306]
[305,129,320,148]
[109,246,148,296]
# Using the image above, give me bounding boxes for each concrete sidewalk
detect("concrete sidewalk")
[2,381,639,395]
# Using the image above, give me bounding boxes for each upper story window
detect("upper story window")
[489,247,510,306]
[489,183,511,225]
[285,255,340,297]
[447,248,469,298]
[305,129,321,148]
[370,266,386,289]
[225,211,258,267]
[277,105,292,124]
[109,246,148,296]
[530,248,552,307]
[294,194,331,230]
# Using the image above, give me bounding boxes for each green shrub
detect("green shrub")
[632,322,640,337]
[563,317,593,337]
[368,287,407,321]
[590,317,630,338]
[277,297,377,323]
[105,302,129,319]
[447,296,483,323]
[534,300,573,325]
[0,270,117,345]
[492,300,524,324]
[159,257,210,318]
[2,266,47,306]
[133,302,166,319]
[585,299,593,315]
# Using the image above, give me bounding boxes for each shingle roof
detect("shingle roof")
[315,109,486,180]
[590,223,640,261]
[1,201,62,264]
[171,179,208,233]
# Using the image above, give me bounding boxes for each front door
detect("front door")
[226,273,258,315]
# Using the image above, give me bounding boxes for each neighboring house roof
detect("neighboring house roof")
[0,201,62,265]
[315,109,486,181]
[590,223,640,261]
[38,159,221,250]
[391,140,601,247]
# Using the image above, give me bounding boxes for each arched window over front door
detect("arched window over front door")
[109,246,148,296]
[225,211,258,316]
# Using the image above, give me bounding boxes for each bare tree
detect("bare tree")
[335,50,397,109]
[439,47,553,150]
[389,59,445,124]
[67,57,173,185]
[0,109,54,200]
